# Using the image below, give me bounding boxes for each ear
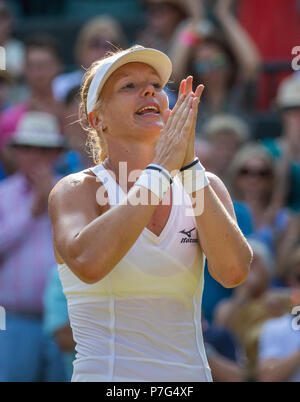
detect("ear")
[88,111,103,131]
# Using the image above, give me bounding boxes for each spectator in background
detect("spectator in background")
[0,0,25,79]
[202,113,249,185]
[0,111,66,381]
[258,246,300,382]
[262,74,300,214]
[137,0,187,55]
[203,317,247,382]
[228,143,290,258]
[0,34,63,152]
[53,16,127,102]
[169,0,261,133]
[137,0,210,108]
[214,238,292,380]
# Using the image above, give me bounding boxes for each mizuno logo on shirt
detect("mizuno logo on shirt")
[179,227,198,243]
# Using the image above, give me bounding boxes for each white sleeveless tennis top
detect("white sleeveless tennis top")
[58,164,212,382]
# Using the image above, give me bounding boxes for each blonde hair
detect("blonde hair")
[203,113,249,144]
[80,45,142,164]
[80,59,107,164]
[75,15,127,62]
[228,143,276,200]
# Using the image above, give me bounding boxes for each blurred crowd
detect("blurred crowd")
[0,0,300,382]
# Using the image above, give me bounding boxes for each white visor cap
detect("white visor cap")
[86,46,172,115]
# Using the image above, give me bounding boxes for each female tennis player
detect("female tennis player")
[49,45,252,382]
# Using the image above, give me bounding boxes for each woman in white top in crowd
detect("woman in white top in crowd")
[48,45,252,382]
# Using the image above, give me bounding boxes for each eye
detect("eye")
[122,82,135,89]
[153,82,162,89]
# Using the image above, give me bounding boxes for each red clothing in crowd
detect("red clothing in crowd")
[238,0,300,109]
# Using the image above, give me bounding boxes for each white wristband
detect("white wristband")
[146,163,174,180]
[134,168,171,201]
[178,158,210,194]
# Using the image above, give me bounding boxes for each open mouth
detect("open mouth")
[136,105,160,116]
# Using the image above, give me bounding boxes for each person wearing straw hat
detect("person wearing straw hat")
[49,45,252,382]
[0,111,66,381]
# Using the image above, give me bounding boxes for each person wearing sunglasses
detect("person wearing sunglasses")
[228,143,290,260]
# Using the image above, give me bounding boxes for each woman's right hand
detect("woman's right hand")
[152,85,199,176]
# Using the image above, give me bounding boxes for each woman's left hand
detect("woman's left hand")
[163,76,204,169]
[178,76,204,168]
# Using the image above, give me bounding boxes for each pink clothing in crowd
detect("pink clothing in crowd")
[0,103,28,149]
[0,173,57,314]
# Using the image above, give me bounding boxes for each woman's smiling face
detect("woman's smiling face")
[99,62,169,142]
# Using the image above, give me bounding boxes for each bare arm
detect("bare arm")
[54,324,76,352]
[215,0,261,80]
[169,0,209,85]
[213,292,249,329]
[258,351,300,382]
[169,22,196,86]
[208,352,246,382]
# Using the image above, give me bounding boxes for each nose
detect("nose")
[141,83,156,97]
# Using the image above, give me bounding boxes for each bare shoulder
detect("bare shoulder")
[49,168,105,264]
[48,168,104,219]
[49,169,98,205]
